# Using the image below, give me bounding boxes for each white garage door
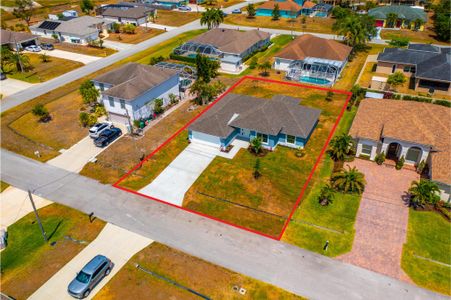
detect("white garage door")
[191,131,221,147]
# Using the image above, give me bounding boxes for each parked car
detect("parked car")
[24,45,41,52]
[232,8,241,14]
[88,122,113,139]
[68,255,113,299]
[0,72,6,81]
[178,5,191,11]
[40,43,54,50]
[94,127,122,147]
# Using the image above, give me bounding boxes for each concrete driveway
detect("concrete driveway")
[29,223,152,300]
[139,140,248,206]
[0,78,35,97]
[47,134,123,173]
[140,22,177,31]
[24,49,100,64]
[102,40,133,51]
[0,187,52,229]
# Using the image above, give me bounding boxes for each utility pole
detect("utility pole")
[28,190,48,242]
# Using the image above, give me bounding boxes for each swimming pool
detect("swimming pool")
[315,12,328,17]
[299,76,331,85]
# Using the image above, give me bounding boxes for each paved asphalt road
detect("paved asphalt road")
[1,150,447,300]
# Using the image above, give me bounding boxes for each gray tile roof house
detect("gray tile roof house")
[377,45,451,83]
[189,93,321,150]
[101,7,153,19]
[0,29,38,50]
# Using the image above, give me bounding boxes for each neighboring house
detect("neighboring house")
[174,28,271,73]
[189,93,321,151]
[100,6,154,25]
[62,10,78,18]
[376,44,451,95]
[300,1,315,16]
[156,0,185,7]
[92,62,180,123]
[256,0,302,18]
[0,29,39,50]
[368,5,427,31]
[30,16,113,45]
[273,34,352,85]
[350,99,450,202]
[312,3,332,17]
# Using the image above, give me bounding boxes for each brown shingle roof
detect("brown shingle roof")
[349,99,451,184]
[189,93,321,139]
[258,0,301,11]
[275,34,352,62]
[93,63,178,100]
[302,1,316,9]
[0,29,37,45]
[189,28,271,54]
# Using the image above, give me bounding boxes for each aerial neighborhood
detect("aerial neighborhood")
[0,0,450,299]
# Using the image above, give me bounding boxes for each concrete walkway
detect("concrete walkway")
[29,223,152,300]
[339,159,419,282]
[24,49,100,64]
[0,78,35,98]
[139,140,248,206]
[101,40,134,51]
[0,187,52,229]
[140,22,178,31]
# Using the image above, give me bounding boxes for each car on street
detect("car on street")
[94,127,122,147]
[232,8,241,14]
[40,43,54,50]
[67,255,113,299]
[178,5,191,11]
[24,45,41,52]
[89,122,113,139]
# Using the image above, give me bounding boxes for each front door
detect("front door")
[386,143,399,160]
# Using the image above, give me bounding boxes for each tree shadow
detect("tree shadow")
[47,220,63,241]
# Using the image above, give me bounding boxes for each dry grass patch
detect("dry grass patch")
[93,243,304,300]
[51,41,117,57]
[153,11,201,26]
[106,27,165,44]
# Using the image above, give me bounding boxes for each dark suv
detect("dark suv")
[40,43,54,50]
[68,255,113,298]
[93,127,122,147]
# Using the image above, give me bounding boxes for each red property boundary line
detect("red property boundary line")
[114,76,352,241]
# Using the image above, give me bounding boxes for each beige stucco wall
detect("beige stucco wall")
[376,62,414,77]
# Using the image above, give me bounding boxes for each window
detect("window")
[120,99,126,109]
[286,135,296,144]
[108,96,114,107]
[361,144,372,155]
[406,147,421,163]
[257,133,268,144]
[403,66,411,73]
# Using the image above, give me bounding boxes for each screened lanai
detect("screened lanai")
[173,41,223,58]
[286,57,344,85]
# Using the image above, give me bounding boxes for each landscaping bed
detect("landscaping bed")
[0,203,105,299]
[93,243,304,300]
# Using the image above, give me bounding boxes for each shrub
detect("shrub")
[169,53,196,64]
[433,99,451,107]
[133,119,141,128]
[249,56,258,69]
[122,23,136,34]
[168,93,178,105]
[87,114,97,127]
[94,105,106,117]
[149,55,165,65]
[32,104,50,122]
[79,80,99,105]
[253,158,261,179]
[388,36,410,47]
[375,152,385,165]
[318,184,335,206]
[416,160,426,174]
[79,112,90,127]
[112,22,120,33]
[153,98,164,115]
[325,91,334,102]
[250,137,262,154]
[395,156,405,170]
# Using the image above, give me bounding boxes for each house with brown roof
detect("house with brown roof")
[273,34,352,85]
[173,28,271,73]
[0,29,39,50]
[99,4,154,26]
[350,99,450,202]
[92,63,180,123]
[256,0,302,18]
[188,93,321,150]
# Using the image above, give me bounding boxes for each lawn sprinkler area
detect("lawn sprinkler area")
[114,76,351,239]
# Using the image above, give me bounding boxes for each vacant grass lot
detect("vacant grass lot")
[402,209,451,295]
[225,14,335,34]
[51,42,117,57]
[4,53,83,83]
[1,30,205,162]
[153,11,201,27]
[0,203,105,299]
[106,27,164,44]
[94,243,304,300]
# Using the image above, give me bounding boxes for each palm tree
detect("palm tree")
[386,13,398,28]
[9,52,30,73]
[332,15,373,47]
[318,184,335,206]
[258,61,272,76]
[331,166,366,194]
[250,137,262,154]
[200,8,224,30]
[0,46,12,71]
[328,133,354,161]
[408,179,440,209]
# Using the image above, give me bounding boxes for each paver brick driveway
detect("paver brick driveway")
[339,159,419,282]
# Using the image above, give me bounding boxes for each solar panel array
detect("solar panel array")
[38,21,61,30]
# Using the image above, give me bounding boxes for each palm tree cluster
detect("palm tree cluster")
[331,166,366,194]
[200,8,224,30]
[328,133,354,162]
[408,179,440,209]
[332,13,376,48]
[1,46,31,73]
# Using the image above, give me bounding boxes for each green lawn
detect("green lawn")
[1,203,105,299]
[282,107,362,256]
[401,209,451,295]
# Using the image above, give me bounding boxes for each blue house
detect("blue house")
[92,63,181,124]
[256,0,303,18]
[188,94,321,151]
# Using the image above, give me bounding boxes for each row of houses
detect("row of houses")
[256,0,332,18]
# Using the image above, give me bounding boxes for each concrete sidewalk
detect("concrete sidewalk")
[0,187,52,229]
[29,223,152,300]
[0,78,35,97]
